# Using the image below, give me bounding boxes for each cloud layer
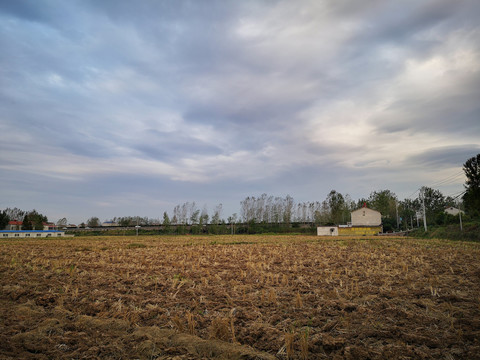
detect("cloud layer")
[1,0,479,222]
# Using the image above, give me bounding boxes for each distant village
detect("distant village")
[1,220,70,238]
[0,203,465,239]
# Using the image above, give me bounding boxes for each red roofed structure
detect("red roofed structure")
[8,220,23,230]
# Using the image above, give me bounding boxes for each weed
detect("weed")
[300,328,309,360]
[295,292,303,308]
[186,311,196,335]
[285,332,295,359]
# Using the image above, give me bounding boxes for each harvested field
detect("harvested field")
[1,235,480,359]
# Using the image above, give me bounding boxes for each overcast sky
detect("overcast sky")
[1,0,479,224]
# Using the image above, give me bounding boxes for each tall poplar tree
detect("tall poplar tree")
[463,153,480,216]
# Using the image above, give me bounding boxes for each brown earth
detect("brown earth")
[1,235,479,359]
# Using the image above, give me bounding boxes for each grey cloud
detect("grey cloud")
[374,78,480,138]
[0,0,478,222]
[406,145,480,168]
[0,0,60,23]
[133,130,223,161]
[368,1,455,41]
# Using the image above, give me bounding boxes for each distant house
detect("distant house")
[0,230,68,238]
[101,221,117,227]
[351,207,382,226]
[43,222,57,230]
[318,205,382,236]
[7,220,23,230]
[445,207,464,216]
[6,221,59,231]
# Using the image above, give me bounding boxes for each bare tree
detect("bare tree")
[4,207,25,221]
[211,203,223,225]
[57,217,67,227]
[200,205,209,225]
[283,195,294,224]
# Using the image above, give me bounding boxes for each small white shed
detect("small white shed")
[317,226,339,236]
[444,207,464,216]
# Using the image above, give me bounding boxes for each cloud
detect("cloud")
[406,145,480,168]
[0,0,479,222]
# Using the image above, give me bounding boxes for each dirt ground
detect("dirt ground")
[1,235,479,359]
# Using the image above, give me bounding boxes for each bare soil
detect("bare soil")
[1,235,479,359]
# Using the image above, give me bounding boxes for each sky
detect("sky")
[1,0,479,224]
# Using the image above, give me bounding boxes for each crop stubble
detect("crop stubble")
[1,235,479,359]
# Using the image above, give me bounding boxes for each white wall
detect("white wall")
[351,208,381,226]
[0,231,66,238]
[317,227,338,236]
[445,207,463,216]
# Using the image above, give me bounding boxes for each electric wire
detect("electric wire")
[405,169,465,201]
[427,170,465,188]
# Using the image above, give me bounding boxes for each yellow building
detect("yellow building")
[317,206,383,236]
[338,225,382,236]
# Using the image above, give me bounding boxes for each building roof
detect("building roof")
[8,220,23,225]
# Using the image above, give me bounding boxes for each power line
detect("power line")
[427,170,465,188]
[404,170,465,200]
[405,188,420,200]
[447,190,466,200]
[403,168,465,201]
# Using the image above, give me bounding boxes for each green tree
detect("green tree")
[162,211,171,233]
[162,212,171,226]
[190,209,200,225]
[118,217,131,227]
[420,187,447,225]
[199,206,209,226]
[398,198,420,229]
[87,217,100,227]
[463,153,480,217]
[368,190,397,220]
[326,190,345,225]
[23,210,48,230]
[0,210,10,229]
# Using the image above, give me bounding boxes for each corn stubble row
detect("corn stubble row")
[1,235,480,359]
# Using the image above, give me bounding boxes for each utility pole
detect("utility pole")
[458,201,463,231]
[421,187,427,232]
[395,200,399,230]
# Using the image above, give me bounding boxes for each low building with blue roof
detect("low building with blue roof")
[0,230,68,238]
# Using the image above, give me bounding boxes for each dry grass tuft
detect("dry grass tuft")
[285,332,295,359]
[209,317,233,342]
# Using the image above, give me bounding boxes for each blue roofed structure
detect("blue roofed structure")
[0,230,69,238]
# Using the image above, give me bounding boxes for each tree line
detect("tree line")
[2,154,479,233]
[95,154,480,232]
[89,185,460,233]
[0,208,48,230]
